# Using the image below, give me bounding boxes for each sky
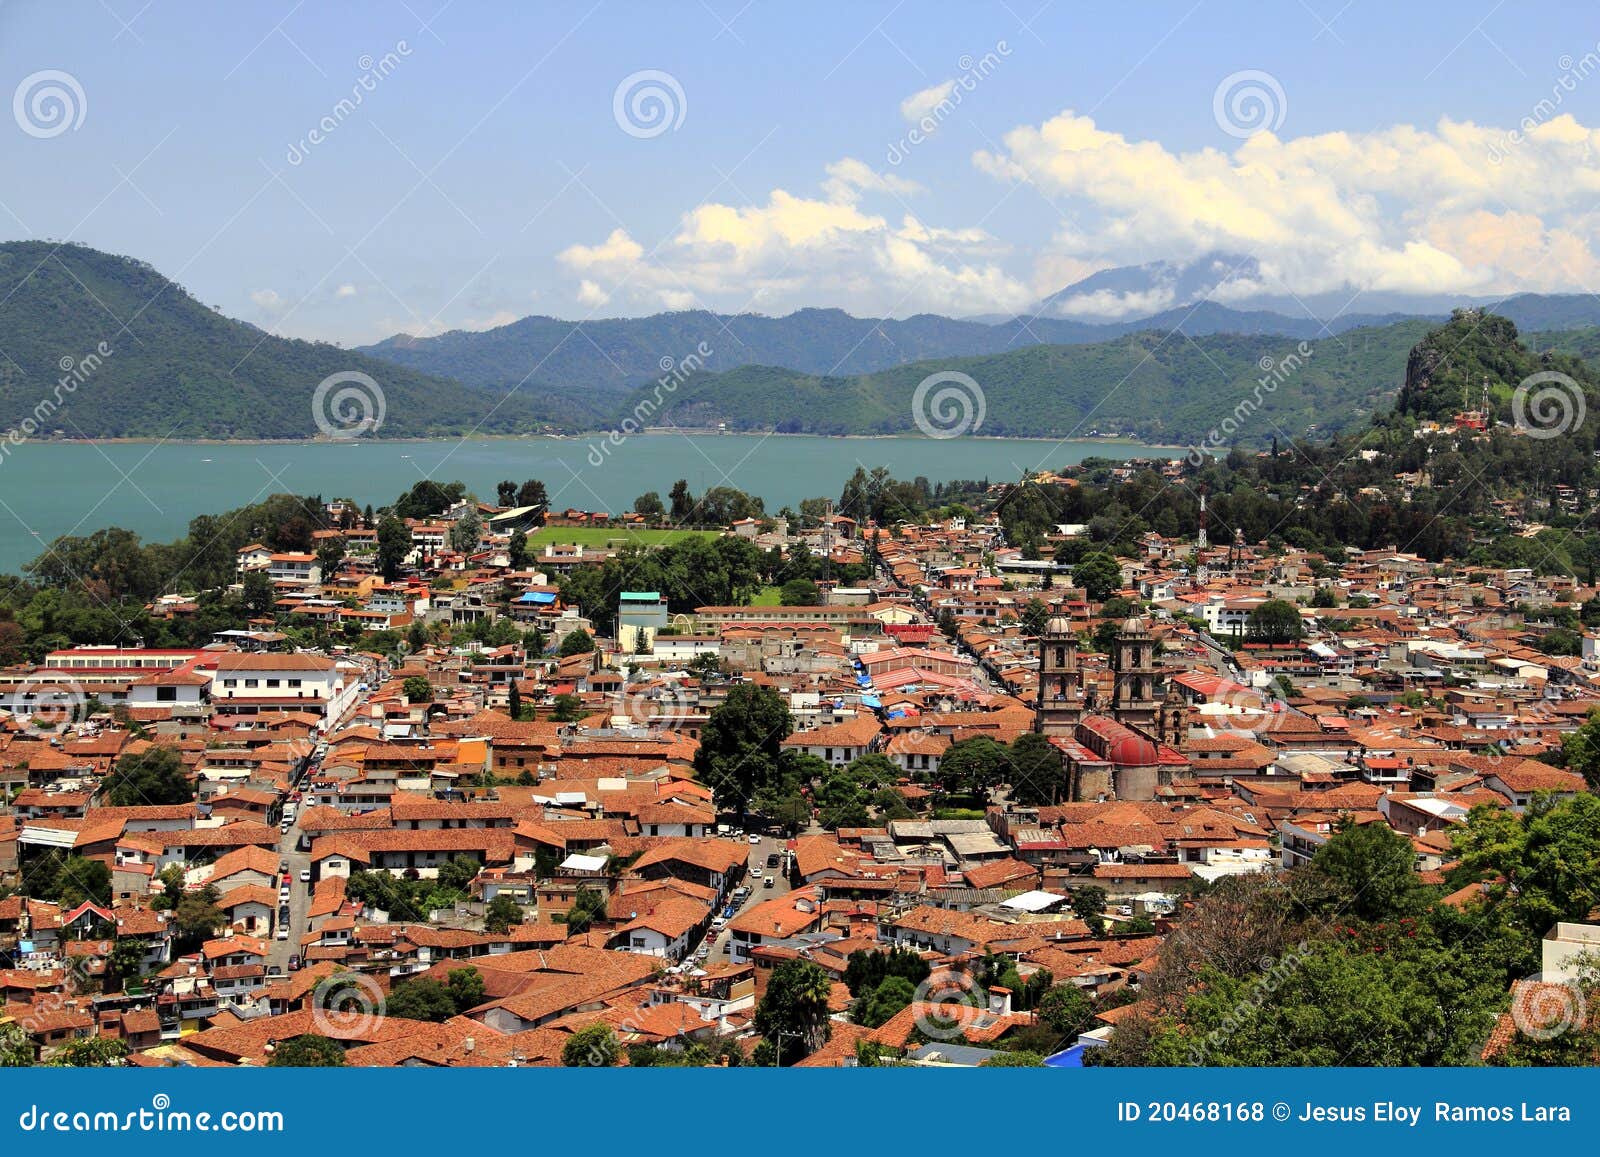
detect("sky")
[5,0,1600,343]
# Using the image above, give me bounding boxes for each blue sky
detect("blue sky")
[5,0,1600,341]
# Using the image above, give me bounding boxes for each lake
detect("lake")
[0,434,1183,574]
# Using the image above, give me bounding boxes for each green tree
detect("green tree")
[485,894,524,933]
[1007,731,1068,806]
[402,676,433,704]
[1309,817,1424,922]
[385,977,458,1022]
[46,1036,129,1066]
[560,887,607,935]
[981,1051,1044,1067]
[103,745,193,807]
[558,630,595,657]
[853,975,916,1027]
[446,967,486,1013]
[0,1021,31,1067]
[562,1023,619,1067]
[1070,886,1108,936]
[172,884,226,951]
[1037,983,1095,1039]
[938,736,1009,801]
[1561,708,1600,791]
[695,683,793,813]
[754,960,833,1064]
[550,693,585,722]
[1246,598,1304,645]
[240,570,276,616]
[449,509,483,553]
[778,577,821,606]
[268,1034,346,1067]
[376,515,411,581]
[1073,552,1122,602]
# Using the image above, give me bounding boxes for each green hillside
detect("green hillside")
[0,241,562,439]
[616,321,1437,445]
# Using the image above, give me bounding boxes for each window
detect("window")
[266,679,279,688]
[244,679,258,688]
[156,686,177,702]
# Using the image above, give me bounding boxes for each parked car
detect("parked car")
[748,833,761,844]
[299,869,311,883]
[751,866,763,879]
[276,926,289,941]
[279,859,289,873]
[766,853,780,868]
[710,916,728,932]
[763,875,775,888]
[288,955,302,972]
[722,905,736,920]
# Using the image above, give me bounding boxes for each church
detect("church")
[1034,614,1190,802]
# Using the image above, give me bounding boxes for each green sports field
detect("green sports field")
[526,526,717,550]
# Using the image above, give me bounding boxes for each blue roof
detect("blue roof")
[620,591,662,601]
[861,695,881,709]
[517,591,557,604]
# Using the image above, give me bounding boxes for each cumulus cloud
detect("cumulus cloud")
[558,157,1031,317]
[576,279,610,308]
[975,109,1600,300]
[901,80,955,124]
[335,283,358,298]
[249,288,283,309]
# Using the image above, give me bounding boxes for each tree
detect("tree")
[508,530,530,569]
[402,676,433,704]
[562,1023,619,1067]
[268,1034,346,1067]
[315,537,346,577]
[1247,598,1304,645]
[1007,731,1069,806]
[938,736,1009,801]
[385,977,458,1022]
[1561,708,1600,791]
[778,577,821,606]
[496,480,518,506]
[843,947,931,996]
[240,570,276,616]
[376,515,411,580]
[560,887,607,934]
[0,1022,31,1067]
[981,1051,1044,1067]
[449,509,482,553]
[695,684,793,813]
[446,967,486,1014]
[103,745,193,807]
[516,479,549,510]
[1037,983,1095,1039]
[1070,886,1109,936]
[1073,552,1122,602]
[551,693,585,722]
[668,479,695,521]
[634,491,664,520]
[46,1036,129,1066]
[1309,817,1424,922]
[754,960,833,1063]
[558,629,595,657]
[1454,792,1600,934]
[853,975,916,1027]
[484,894,524,933]
[507,681,523,722]
[172,884,225,951]
[108,938,148,987]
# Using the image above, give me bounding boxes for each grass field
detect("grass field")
[750,585,785,605]
[526,526,716,549]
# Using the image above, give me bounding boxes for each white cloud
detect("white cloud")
[901,80,955,124]
[975,109,1600,299]
[576,279,610,308]
[558,157,1031,318]
[335,283,358,298]
[249,288,283,310]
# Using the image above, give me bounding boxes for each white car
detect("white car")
[276,926,289,941]
[299,868,312,883]
[748,834,761,844]
[751,866,763,878]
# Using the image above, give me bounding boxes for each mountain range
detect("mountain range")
[8,240,1600,443]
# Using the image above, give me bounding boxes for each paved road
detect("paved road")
[267,805,312,974]
[695,833,793,964]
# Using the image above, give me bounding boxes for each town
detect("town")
[2,448,1598,1069]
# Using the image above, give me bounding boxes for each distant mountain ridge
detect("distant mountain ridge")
[0,241,560,439]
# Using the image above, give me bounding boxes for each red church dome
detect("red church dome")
[1080,715,1160,766]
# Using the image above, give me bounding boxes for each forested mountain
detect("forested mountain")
[0,242,560,439]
